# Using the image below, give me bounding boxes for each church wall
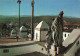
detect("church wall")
[40,31,47,41]
[64,36,80,56]
[20,32,27,38]
[34,30,40,41]
[63,32,70,41]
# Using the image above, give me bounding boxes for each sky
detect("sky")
[0,0,80,18]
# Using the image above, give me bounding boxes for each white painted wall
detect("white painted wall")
[34,30,40,41]
[64,37,80,56]
[63,32,70,41]
[34,30,48,41]
[0,44,47,56]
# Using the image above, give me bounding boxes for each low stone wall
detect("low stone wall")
[0,41,47,56]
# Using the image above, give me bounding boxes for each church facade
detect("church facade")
[34,21,49,41]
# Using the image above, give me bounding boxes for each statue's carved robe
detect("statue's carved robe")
[51,15,63,47]
[45,11,64,56]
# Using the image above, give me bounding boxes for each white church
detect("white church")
[34,21,49,41]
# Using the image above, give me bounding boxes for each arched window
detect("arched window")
[65,34,66,37]
[68,34,69,36]
[36,33,38,39]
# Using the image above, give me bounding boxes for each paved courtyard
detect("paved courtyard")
[0,38,29,44]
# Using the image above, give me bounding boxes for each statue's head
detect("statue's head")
[59,11,64,17]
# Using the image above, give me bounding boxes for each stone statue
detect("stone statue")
[45,11,64,56]
[51,11,64,47]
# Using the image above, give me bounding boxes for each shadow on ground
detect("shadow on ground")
[16,52,47,56]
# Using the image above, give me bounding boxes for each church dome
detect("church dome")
[36,21,49,29]
[20,26,27,32]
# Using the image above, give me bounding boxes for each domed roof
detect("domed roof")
[36,21,49,29]
[20,26,27,31]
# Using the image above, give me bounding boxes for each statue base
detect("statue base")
[57,47,60,54]
[51,44,65,56]
[52,44,57,56]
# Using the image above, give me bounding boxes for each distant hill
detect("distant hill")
[0,15,80,26]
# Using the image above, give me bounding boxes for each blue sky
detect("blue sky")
[0,0,80,18]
